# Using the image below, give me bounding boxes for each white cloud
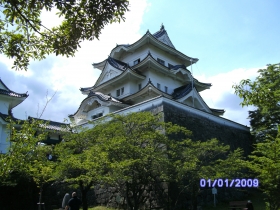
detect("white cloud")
[3,0,149,123]
[196,66,262,126]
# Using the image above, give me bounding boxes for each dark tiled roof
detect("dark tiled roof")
[0,79,28,98]
[172,84,193,100]
[0,111,20,122]
[88,91,121,103]
[210,108,225,113]
[80,87,92,92]
[107,56,128,71]
[152,24,175,49]
[69,92,124,118]
[81,57,129,92]
[153,25,166,38]
[170,64,187,70]
[28,117,70,131]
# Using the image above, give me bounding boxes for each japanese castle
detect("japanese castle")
[69,25,247,132]
[0,25,250,154]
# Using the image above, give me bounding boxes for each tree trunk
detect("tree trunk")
[79,181,92,210]
[81,189,88,210]
[38,185,43,210]
[191,183,198,210]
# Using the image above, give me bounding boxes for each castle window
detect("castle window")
[138,83,142,90]
[116,87,124,97]
[157,83,161,90]
[157,58,165,65]
[134,58,140,65]
[165,86,168,93]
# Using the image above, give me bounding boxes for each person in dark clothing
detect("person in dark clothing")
[246,200,254,210]
[66,192,82,210]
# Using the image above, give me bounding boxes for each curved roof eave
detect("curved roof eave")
[122,79,172,102]
[177,87,212,113]
[132,54,210,88]
[81,59,128,94]
[0,79,29,98]
[69,93,127,118]
[92,59,107,70]
[92,68,146,92]
[110,32,199,64]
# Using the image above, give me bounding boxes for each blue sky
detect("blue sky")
[1,0,279,126]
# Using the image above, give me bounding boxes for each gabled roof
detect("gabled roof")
[109,26,198,67]
[81,62,145,94]
[28,117,70,132]
[131,53,211,90]
[69,92,127,118]
[121,78,172,103]
[93,56,129,71]
[153,24,175,48]
[0,79,28,98]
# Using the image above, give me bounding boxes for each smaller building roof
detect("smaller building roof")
[0,111,19,122]
[0,79,28,98]
[28,117,70,132]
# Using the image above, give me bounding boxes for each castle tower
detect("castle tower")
[70,25,226,126]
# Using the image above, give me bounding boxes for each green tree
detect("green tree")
[0,0,129,70]
[233,64,280,142]
[92,112,191,210]
[54,125,110,210]
[173,139,245,210]
[234,63,280,210]
[245,128,280,210]
[0,118,48,179]
[0,118,56,209]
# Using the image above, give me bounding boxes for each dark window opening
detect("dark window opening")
[116,89,120,97]
[157,83,161,89]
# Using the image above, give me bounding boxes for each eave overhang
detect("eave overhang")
[110,31,198,67]
[69,92,129,120]
[132,54,211,91]
[122,80,172,103]
[91,68,145,93]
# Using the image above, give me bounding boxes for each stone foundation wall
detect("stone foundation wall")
[162,102,252,155]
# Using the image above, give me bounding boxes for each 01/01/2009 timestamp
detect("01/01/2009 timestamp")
[200,178,259,188]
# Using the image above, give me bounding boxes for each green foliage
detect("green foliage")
[87,112,191,210]
[0,0,129,70]
[173,138,245,209]
[245,128,280,210]
[54,124,110,210]
[0,118,56,205]
[0,117,49,180]
[233,63,280,210]
[233,64,280,142]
